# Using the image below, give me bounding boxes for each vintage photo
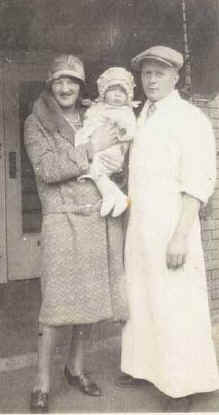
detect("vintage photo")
[0,0,219,412]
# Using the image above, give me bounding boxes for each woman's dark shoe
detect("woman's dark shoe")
[115,373,147,387]
[30,390,49,413]
[64,365,102,397]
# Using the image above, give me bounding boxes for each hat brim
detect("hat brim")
[131,55,178,71]
[47,70,85,84]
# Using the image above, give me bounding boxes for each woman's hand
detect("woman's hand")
[92,123,118,153]
[166,232,188,269]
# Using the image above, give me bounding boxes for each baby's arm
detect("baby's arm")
[75,104,110,147]
[103,106,137,142]
[75,116,99,147]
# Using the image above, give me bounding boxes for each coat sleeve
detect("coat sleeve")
[179,107,216,204]
[24,115,92,184]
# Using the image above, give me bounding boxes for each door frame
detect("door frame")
[0,53,53,283]
[4,60,49,281]
[0,62,7,283]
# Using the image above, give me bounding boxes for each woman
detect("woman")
[24,55,128,412]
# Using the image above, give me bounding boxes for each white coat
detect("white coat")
[121,90,219,397]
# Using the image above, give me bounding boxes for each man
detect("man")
[119,45,219,408]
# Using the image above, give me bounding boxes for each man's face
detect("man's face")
[51,76,80,109]
[141,61,179,102]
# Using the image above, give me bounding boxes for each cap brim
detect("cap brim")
[131,55,175,71]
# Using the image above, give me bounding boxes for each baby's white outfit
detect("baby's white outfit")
[75,101,136,217]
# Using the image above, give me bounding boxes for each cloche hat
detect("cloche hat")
[47,55,85,84]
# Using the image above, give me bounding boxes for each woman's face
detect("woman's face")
[51,76,80,109]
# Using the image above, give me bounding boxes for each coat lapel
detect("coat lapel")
[32,90,84,146]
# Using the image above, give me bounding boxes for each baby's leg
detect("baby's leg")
[91,146,129,217]
[79,145,129,217]
[95,175,128,217]
[91,145,125,178]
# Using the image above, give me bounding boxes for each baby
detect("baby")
[75,67,136,217]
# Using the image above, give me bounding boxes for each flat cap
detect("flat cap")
[131,45,184,71]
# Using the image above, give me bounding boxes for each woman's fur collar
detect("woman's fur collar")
[32,89,83,142]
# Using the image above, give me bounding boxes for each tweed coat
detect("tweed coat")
[24,90,128,326]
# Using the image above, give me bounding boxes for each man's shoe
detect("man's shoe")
[30,390,49,413]
[64,365,102,397]
[115,373,147,387]
[164,396,192,412]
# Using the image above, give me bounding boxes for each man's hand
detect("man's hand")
[166,233,188,269]
[166,193,200,270]
[92,124,118,153]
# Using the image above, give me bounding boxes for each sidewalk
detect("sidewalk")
[0,336,168,413]
[1,334,219,413]
[1,279,219,412]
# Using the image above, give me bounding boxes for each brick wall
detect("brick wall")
[193,95,219,322]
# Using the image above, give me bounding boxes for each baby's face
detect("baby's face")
[104,85,128,106]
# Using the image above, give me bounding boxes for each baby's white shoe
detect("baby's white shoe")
[111,194,129,217]
[100,196,115,217]
[95,175,116,217]
[95,175,129,218]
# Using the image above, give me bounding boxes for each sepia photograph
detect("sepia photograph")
[0,0,219,412]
